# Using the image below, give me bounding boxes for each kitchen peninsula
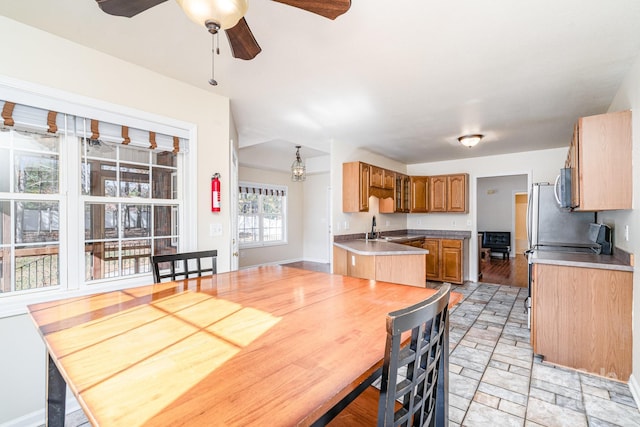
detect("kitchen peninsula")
[333,230,471,287]
[333,239,428,287]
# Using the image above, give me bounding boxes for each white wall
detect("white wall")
[0,17,232,424]
[477,175,528,232]
[303,173,331,263]
[238,166,304,267]
[600,54,640,397]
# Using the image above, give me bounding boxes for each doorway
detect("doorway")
[477,174,528,287]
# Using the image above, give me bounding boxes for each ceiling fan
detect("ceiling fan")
[94,0,351,60]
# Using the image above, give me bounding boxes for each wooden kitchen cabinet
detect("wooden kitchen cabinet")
[393,173,411,213]
[429,176,447,212]
[447,174,468,212]
[370,166,394,190]
[441,239,463,283]
[342,162,370,212]
[424,239,440,280]
[423,238,463,284]
[531,263,632,380]
[569,110,632,211]
[429,174,468,213]
[410,176,429,212]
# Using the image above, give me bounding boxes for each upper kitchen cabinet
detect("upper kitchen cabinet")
[429,174,468,213]
[343,162,370,212]
[410,176,429,213]
[394,173,411,213]
[370,166,394,190]
[447,174,468,212]
[429,176,447,212]
[568,110,632,211]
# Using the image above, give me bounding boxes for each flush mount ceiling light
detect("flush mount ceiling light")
[291,145,306,182]
[458,134,483,148]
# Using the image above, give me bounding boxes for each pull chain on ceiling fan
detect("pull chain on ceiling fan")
[94,0,351,83]
[208,27,219,86]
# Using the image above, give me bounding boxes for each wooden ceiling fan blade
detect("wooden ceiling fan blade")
[95,0,168,18]
[225,18,262,60]
[271,0,351,20]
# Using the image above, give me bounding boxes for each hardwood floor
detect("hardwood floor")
[280,261,331,273]
[478,254,528,287]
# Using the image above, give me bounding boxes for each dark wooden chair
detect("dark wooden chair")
[150,250,217,283]
[327,283,451,427]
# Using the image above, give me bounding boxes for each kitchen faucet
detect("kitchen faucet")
[370,215,377,239]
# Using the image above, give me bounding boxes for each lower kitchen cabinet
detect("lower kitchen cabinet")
[424,238,463,284]
[531,263,632,381]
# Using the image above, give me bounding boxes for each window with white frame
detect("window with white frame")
[238,183,287,247]
[0,99,188,297]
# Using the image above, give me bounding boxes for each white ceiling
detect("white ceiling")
[3,0,640,172]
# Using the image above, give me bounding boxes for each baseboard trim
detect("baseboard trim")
[628,373,640,408]
[0,398,80,427]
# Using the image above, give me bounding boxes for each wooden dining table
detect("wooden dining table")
[28,266,462,426]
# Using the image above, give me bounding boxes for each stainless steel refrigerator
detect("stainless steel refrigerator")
[525,182,596,327]
[527,182,596,252]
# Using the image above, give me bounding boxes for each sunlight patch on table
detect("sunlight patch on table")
[207,306,282,347]
[81,332,239,426]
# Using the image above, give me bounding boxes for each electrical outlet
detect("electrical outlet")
[385,220,390,226]
[452,220,456,226]
[625,225,629,241]
[417,219,422,226]
[344,221,350,230]
[466,220,472,226]
[209,223,223,237]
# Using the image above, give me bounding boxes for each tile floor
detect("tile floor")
[444,281,640,427]
[56,281,640,427]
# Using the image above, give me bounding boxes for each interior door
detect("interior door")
[230,148,239,270]
[514,192,528,255]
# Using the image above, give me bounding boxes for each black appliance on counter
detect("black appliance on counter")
[589,223,613,255]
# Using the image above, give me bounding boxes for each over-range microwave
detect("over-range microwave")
[555,167,574,209]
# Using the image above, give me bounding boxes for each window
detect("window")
[238,183,287,247]
[0,130,62,293]
[0,98,189,302]
[81,138,180,282]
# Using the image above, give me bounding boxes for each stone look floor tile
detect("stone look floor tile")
[525,397,588,427]
[463,401,524,427]
[582,393,640,426]
[481,366,530,395]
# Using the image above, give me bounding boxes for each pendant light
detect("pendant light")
[291,145,306,182]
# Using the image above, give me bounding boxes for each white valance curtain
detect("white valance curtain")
[1,100,188,153]
[239,182,287,197]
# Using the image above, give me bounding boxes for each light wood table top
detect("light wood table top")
[29,266,461,426]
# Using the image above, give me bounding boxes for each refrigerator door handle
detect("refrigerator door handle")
[526,186,533,249]
[553,174,562,206]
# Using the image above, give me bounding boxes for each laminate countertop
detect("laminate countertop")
[530,250,633,272]
[333,240,429,256]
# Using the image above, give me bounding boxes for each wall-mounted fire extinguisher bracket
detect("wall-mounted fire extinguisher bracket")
[211,173,221,212]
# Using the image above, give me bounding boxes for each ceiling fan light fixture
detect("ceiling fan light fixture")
[291,145,306,182]
[458,134,483,148]
[176,0,248,30]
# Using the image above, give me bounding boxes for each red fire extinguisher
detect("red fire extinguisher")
[211,173,221,212]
